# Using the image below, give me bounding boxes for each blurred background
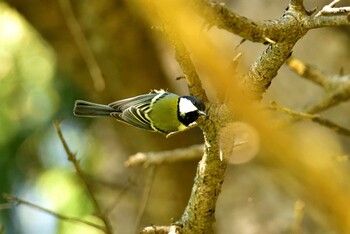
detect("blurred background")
[0,0,349,233]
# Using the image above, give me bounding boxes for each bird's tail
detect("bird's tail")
[73,100,114,117]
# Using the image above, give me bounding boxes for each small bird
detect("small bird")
[73,90,206,135]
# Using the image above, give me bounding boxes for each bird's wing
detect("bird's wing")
[108,91,163,111]
[109,91,170,131]
[111,106,155,131]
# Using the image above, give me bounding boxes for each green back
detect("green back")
[148,94,183,133]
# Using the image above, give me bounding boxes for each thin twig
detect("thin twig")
[58,0,105,91]
[315,0,350,16]
[287,57,350,114]
[2,193,106,232]
[304,89,350,114]
[134,167,157,234]
[54,121,113,234]
[125,144,204,167]
[0,203,11,210]
[104,181,133,215]
[286,57,330,88]
[293,200,305,234]
[271,102,350,136]
[164,22,209,103]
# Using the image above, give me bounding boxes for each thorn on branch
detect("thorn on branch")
[176,75,186,81]
[264,37,276,44]
[234,39,246,51]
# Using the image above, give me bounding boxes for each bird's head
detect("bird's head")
[178,96,206,126]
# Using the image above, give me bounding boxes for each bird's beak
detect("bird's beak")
[198,110,206,116]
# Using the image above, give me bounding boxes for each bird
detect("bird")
[73,90,206,136]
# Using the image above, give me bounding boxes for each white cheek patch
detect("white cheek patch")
[179,98,198,115]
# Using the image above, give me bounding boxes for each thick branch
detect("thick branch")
[178,107,228,234]
[133,0,350,233]
[243,41,296,96]
[190,0,350,42]
[190,0,298,43]
[187,0,349,97]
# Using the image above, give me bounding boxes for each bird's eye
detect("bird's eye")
[183,111,199,124]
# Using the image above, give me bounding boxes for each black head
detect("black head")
[177,96,206,126]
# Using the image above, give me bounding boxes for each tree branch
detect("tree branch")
[315,0,350,17]
[2,193,106,232]
[148,3,231,233]
[271,102,350,136]
[125,144,203,167]
[54,122,113,234]
[133,167,158,233]
[176,108,228,234]
[190,0,304,44]
[286,57,330,88]
[243,41,296,96]
[189,0,349,97]
[286,57,350,114]
[58,0,105,91]
[104,181,133,215]
[306,14,350,28]
[190,0,349,41]
[130,0,350,233]
[305,88,350,114]
[163,22,209,104]
[292,200,305,234]
[140,225,182,234]
[289,0,304,9]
